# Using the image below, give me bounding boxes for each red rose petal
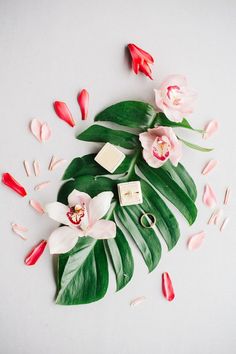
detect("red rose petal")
[77,89,89,120]
[162,272,175,301]
[2,173,27,197]
[24,240,47,266]
[53,101,75,127]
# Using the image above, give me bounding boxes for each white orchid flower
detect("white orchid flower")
[45,189,116,254]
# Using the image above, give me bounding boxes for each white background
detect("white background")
[0,0,236,353]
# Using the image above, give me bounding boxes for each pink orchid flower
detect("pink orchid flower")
[154,75,196,122]
[139,126,182,168]
[45,189,116,254]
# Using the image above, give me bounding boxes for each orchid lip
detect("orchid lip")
[67,204,85,225]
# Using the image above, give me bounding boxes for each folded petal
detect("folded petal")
[41,122,51,142]
[77,89,89,120]
[45,202,70,225]
[201,159,218,175]
[48,226,79,254]
[89,192,114,224]
[30,119,42,142]
[86,220,116,239]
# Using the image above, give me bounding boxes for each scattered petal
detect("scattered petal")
[48,155,56,171]
[208,209,218,225]
[2,173,27,197]
[24,240,47,266]
[162,272,175,301]
[202,159,218,175]
[203,120,219,139]
[187,231,205,250]
[33,160,40,176]
[214,208,223,226]
[203,184,217,208]
[34,181,51,191]
[12,223,28,240]
[23,160,31,177]
[130,296,146,307]
[220,217,229,232]
[41,122,51,142]
[30,119,42,142]
[29,200,44,214]
[51,159,67,170]
[224,187,231,205]
[53,101,75,127]
[78,89,89,120]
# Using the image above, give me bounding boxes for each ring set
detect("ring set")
[140,213,156,228]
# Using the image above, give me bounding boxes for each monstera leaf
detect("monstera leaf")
[56,101,198,305]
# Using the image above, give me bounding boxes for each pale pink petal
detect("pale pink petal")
[67,189,91,209]
[208,209,218,225]
[33,160,40,176]
[202,159,218,175]
[11,223,28,240]
[48,155,56,171]
[203,184,217,208]
[163,106,183,123]
[214,208,223,225]
[29,200,45,214]
[34,181,51,191]
[154,89,166,112]
[203,120,219,139]
[139,131,155,151]
[30,119,42,142]
[23,160,31,177]
[77,89,89,120]
[40,122,51,142]
[44,202,70,225]
[86,219,116,239]
[187,231,205,250]
[51,159,67,170]
[130,296,146,307]
[169,138,182,166]
[143,149,165,168]
[220,217,229,232]
[224,187,231,205]
[88,192,114,224]
[48,226,79,254]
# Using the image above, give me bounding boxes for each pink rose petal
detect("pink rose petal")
[23,160,31,177]
[41,122,51,142]
[201,159,218,175]
[130,296,146,307]
[203,184,217,208]
[33,160,40,176]
[11,223,28,240]
[51,159,67,170]
[187,231,205,250]
[220,217,229,232]
[30,119,42,142]
[224,187,231,205]
[203,120,219,139]
[29,200,44,214]
[162,272,175,301]
[34,181,51,191]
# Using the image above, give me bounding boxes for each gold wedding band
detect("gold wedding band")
[140,213,156,228]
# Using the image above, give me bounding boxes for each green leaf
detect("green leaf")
[63,153,133,180]
[138,159,197,225]
[179,137,213,152]
[105,227,134,291]
[56,238,108,305]
[77,125,139,149]
[115,204,162,272]
[95,101,156,129]
[162,161,197,201]
[155,112,203,133]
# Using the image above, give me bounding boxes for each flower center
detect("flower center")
[67,204,85,225]
[152,136,171,161]
[167,85,181,105]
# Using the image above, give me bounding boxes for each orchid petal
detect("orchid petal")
[201,159,218,175]
[30,119,42,142]
[67,189,91,209]
[203,184,217,208]
[86,219,116,239]
[162,272,175,301]
[53,101,75,127]
[48,226,79,254]
[130,296,146,307]
[24,240,47,265]
[187,231,205,250]
[203,120,219,139]
[2,173,27,197]
[12,223,28,240]
[78,89,89,120]
[44,202,70,225]
[89,192,114,224]
[29,200,45,214]
[40,122,51,142]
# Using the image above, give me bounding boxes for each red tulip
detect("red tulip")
[77,89,89,120]
[53,101,75,127]
[24,240,47,266]
[127,43,154,80]
[162,272,175,301]
[2,173,27,197]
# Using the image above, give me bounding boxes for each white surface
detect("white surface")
[0,1,236,353]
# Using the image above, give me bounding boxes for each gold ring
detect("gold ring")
[140,213,156,228]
